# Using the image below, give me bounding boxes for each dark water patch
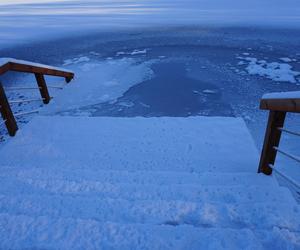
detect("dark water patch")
[92,62,233,117]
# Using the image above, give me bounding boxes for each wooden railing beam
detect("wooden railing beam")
[34,73,51,104]
[0,82,18,136]
[258,111,286,175]
[0,59,74,81]
[0,62,10,75]
[8,62,74,80]
[260,98,300,113]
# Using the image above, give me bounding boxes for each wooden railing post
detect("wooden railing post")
[0,82,18,136]
[258,111,286,175]
[35,73,51,104]
[65,76,73,83]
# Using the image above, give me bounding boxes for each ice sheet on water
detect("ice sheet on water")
[237,56,300,84]
[41,57,154,114]
[279,57,297,63]
[63,57,91,66]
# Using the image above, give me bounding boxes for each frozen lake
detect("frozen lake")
[1,27,300,182]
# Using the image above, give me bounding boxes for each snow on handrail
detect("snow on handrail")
[274,147,300,164]
[278,127,300,137]
[14,109,40,117]
[9,98,45,104]
[0,58,74,74]
[260,97,300,113]
[262,91,300,100]
[269,164,300,190]
[0,58,74,82]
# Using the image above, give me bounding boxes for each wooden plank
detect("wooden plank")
[0,62,10,75]
[34,73,51,104]
[9,62,74,80]
[0,82,18,136]
[0,60,74,82]
[260,98,300,113]
[258,111,286,175]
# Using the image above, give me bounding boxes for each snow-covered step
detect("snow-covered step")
[0,167,279,187]
[0,116,259,173]
[0,214,266,250]
[1,115,297,247]
[1,195,300,231]
[0,176,294,204]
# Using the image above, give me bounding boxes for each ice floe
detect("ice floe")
[237,56,300,83]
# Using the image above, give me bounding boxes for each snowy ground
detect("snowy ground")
[1,115,300,249]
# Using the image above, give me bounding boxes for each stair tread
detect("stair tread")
[0,213,270,250]
[0,167,279,186]
[0,115,297,248]
[0,116,259,173]
[0,176,293,204]
[1,213,299,249]
[1,194,300,231]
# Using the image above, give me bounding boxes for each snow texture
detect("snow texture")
[237,56,300,83]
[0,115,299,248]
[41,58,154,114]
[0,57,73,73]
[0,58,9,67]
[0,116,259,172]
[262,91,300,99]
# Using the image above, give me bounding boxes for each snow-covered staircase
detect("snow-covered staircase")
[0,116,299,249]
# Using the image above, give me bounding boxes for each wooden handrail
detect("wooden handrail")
[0,58,75,136]
[0,58,74,82]
[258,91,300,175]
[260,97,300,113]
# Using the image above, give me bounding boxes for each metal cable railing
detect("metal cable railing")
[274,147,300,164]
[14,109,40,117]
[0,58,74,136]
[4,86,41,91]
[5,85,65,91]
[48,85,64,89]
[278,127,300,137]
[269,164,300,190]
[258,93,300,194]
[9,98,45,104]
